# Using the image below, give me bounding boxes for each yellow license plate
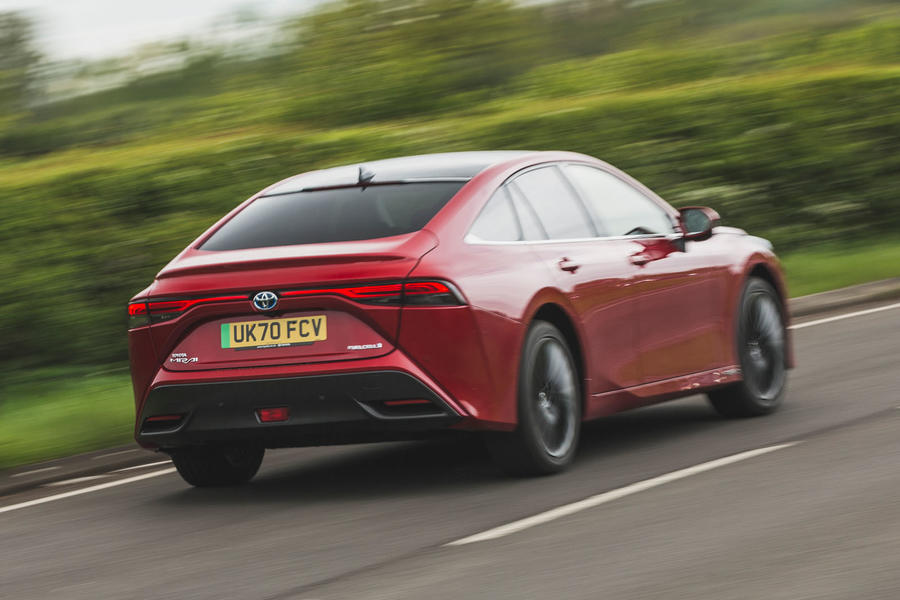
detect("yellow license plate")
[221,315,327,349]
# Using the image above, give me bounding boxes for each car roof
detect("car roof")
[262,151,537,196]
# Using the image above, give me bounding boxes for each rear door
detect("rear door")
[509,165,644,393]
[563,164,729,383]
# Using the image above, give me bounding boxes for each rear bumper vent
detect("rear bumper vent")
[141,414,186,434]
[358,398,448,419]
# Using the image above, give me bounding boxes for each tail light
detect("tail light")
[128,302,150,329]
[401,281,463,306]
[281,280,464,307]
[126,281,463,329]
[127,295,246,329]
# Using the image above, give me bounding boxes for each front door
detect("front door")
[561,163,727,384]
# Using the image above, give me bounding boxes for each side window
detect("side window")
[565,165,675,237]
[513,166,594,240]
[468,187,521,242]
[507,185,547,241]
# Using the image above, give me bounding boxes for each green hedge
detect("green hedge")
[1,5,899,370]
[2,64,899,368]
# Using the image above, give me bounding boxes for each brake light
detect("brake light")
[401,281,461,306]
[280,281,463,306]
[284,283,404,305]
[126,282,461,329]
[128,302,149,329]
[128,295,246,327]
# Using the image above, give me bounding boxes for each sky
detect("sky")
[0,0,325,60]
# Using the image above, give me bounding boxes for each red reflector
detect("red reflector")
[257,407,290,423]
[146,414,183,422]
[383,399,432,407]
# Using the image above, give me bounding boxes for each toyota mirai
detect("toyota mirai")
[127,151,792,486]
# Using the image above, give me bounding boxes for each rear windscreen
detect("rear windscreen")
[200,182,465,251]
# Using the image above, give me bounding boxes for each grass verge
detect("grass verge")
[781,241,900,297]
[2,245,899,471]
[0,368,134,470]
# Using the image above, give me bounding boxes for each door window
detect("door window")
[507,185,547,241]
[468,188,522,242]
[512,167,595,240]
[564,165,674,237]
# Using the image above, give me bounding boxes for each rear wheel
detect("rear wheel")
[171,444,264,487]
[486,321,581,476]
[708,277,787,418]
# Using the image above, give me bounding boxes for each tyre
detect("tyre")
[708,277,787,418]
[171,444,265,487]
[486,321,581,475]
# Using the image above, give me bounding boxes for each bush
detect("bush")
[1,1,899,370]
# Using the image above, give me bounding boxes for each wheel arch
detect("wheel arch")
[530,302,588,415]
[748,263,786,310]
[743,260,795,369]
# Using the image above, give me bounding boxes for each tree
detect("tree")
[0,11,40,115]
[282,0,551,124]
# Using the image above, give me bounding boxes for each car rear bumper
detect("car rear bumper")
[137,370,462,449]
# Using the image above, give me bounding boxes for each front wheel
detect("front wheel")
[708,277,787,418]
[486,321,581,476]
[171,444,265,487]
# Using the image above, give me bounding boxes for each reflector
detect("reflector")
[145,414,183,422]
[383,399,432,407]
[257,407,290,423]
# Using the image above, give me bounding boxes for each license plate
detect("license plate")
[221,315,327,349]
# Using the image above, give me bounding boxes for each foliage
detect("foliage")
[0,11,40,116]
[0,0,899,373]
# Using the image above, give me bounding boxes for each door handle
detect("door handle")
[629,252,651,266]
[558,257,580,273]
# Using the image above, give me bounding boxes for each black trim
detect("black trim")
[138,371,461,448]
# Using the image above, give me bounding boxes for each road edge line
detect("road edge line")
[446,442,799,546]
[789,302,900,330]
[0,468,176,515]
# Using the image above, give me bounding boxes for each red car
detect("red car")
[128,151,791,486]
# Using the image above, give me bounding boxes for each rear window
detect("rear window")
[201,182,464,251]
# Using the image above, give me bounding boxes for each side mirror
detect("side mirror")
[679,206,720,241]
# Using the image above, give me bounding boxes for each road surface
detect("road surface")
[2,301,899,599]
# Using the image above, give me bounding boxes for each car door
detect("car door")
[563,163,730,383]
[509,165,644,395]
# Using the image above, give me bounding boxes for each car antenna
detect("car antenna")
[358,165,376,188]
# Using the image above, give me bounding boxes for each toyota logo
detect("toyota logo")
[252,291,278,311]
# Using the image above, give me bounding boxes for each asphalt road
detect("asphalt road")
[2,302,899,599]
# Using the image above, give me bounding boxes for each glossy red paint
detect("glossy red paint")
[128,151,791,450]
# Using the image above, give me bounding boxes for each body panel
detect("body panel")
[631,236,732,382]
[525,239,642,391]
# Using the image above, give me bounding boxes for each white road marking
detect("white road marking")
[10,466,61,478]
[790,302,900,330]
[447,443,798,546]
[44,475,107,488]
[92,449,139,460]
[112,460,171,473]
[0,468,176,515]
